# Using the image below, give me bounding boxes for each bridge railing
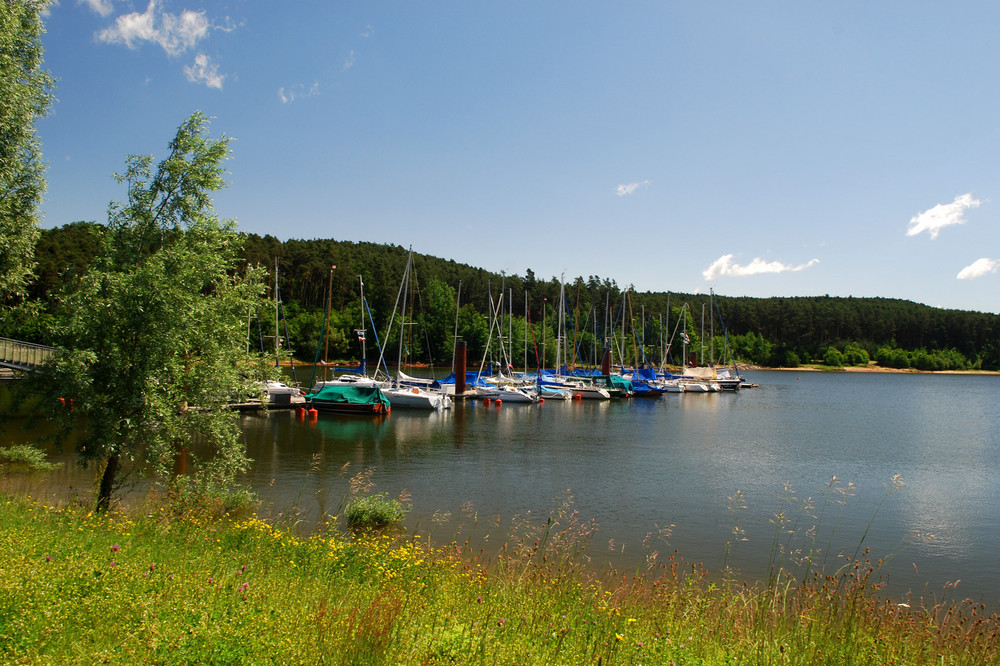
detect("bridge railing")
[0,337,56,371]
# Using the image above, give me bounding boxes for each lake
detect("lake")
[4,370,999,604]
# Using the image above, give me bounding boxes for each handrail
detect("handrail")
[0,337,56,371]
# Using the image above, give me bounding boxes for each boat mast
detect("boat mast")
[509,286,513,373]
[396,249,413,384]
[700,302,705,367]
[710,292,715,366]
[681,305,687,370]
[451,280,462,372]
[358,275,367,373]
[274,257,280,368]
[542,296,547,372]
[322,264,335,381]
[524,290,528,373]
[666,293,671,370]
[555,275,565,377]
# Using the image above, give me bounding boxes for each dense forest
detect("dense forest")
[9,222,1000,372]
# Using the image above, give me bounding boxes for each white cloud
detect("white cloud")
[184,53,224,89]
[616,180,649,197]
[278,81,320,104]
[907,193,981,240]
[702,254,820,280]
[957,257,999,280]
[96,0,209,57]
[343,49,356,70]
[79,0,114,17]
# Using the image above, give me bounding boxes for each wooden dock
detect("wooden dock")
[228,395,308,412]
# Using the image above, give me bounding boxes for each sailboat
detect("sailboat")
[469,288,537,403]
[377,248,452,410]
[255,258,303,406]
[304,267,392,416]
[540,277,610,400]
[677,290,744,391]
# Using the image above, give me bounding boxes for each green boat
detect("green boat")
[305,384,391,416]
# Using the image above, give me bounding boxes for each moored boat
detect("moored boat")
[491,385,538,403]
[381,384,451,410]
[305,384,391,416]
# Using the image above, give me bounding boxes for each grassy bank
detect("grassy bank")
[1,492,997,664]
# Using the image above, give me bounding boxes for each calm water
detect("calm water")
[5,370,1000,603]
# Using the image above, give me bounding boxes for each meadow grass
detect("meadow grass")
[1,486,998,665]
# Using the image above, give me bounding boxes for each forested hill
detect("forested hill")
[18,224,1000,370]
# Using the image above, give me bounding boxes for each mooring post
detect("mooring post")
[455,341,466,395]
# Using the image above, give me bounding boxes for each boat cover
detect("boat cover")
[595,374,635,393]
[433,370,493,387]
[306,384,390,408]
[631,367,661,381]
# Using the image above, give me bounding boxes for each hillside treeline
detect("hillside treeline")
[12,222,1000,371]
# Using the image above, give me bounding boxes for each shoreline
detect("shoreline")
[747,364,999,376]
[282,360,999,377]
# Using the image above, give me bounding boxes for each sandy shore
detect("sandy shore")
[749,364,998,376]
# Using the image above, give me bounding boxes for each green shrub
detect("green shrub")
[823,347,845,367]
[844,342,871,366]
[0,444,62,472]
[344,492,408,529]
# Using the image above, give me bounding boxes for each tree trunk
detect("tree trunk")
[96,453,119,512]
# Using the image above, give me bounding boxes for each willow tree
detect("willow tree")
[38,113,270,511]
[0,0,54,302]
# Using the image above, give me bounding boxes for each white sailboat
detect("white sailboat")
[378,249,452,410]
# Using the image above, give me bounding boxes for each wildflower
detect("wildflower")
[477,595,483,603]
[615,633,624,642]
[111,544,120,552]
[45,555,51,562]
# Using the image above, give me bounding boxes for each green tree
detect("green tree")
[420,278,457,364]
[843,342,870,367]
[823,347,845,367]
[0,0,54,301]
[34,113,270,511]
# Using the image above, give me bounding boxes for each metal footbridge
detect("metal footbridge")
[0,337,55,373]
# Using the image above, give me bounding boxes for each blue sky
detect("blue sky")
[37,1,1000,313]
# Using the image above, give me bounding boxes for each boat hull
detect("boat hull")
[383,386,451,410]
[306,384,391,416]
